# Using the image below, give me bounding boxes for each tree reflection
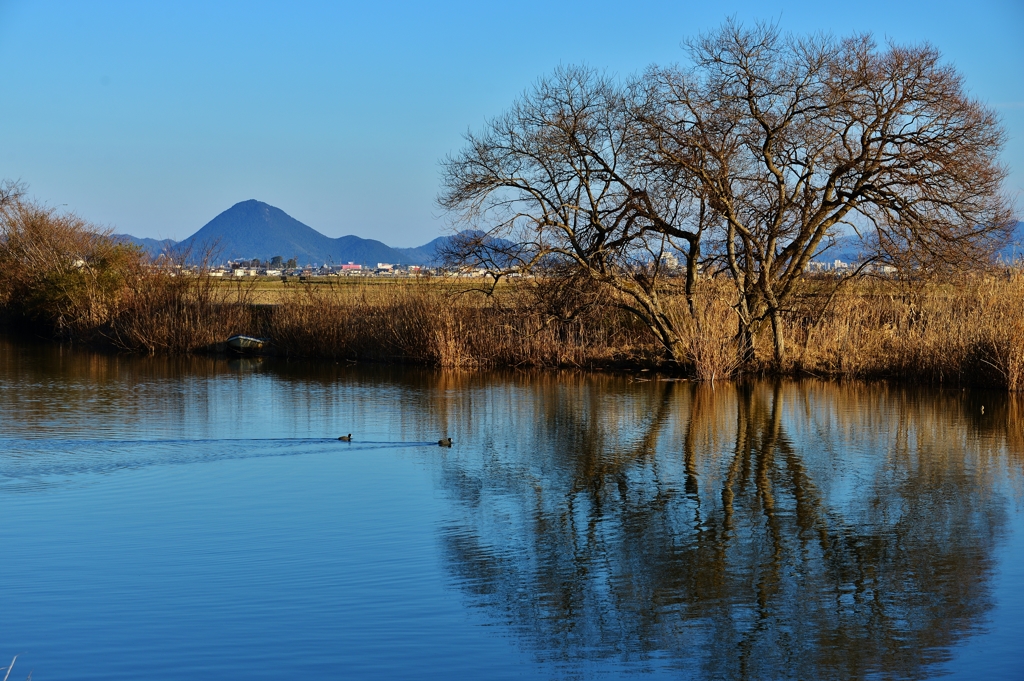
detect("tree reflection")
[436,380,1017,679]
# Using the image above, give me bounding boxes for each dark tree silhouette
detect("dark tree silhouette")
[638,21,1014,364]
[440,22,1014,368]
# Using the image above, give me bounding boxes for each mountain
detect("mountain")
[116,206,1024,269]
[814,221,1024,264]
[157,199,447,266]
[115,199,457,266]
[812,234,866,263]
[394,236,451,265]
[175,200,396,265]
[112,234,178,256]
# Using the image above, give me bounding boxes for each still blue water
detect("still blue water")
[1,339,1022,679]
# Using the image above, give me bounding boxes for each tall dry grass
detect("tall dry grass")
[792,273,1024,391]
[677,282,741,383]
[169,271,1024,390]
[105,267,261,354]
[268,280,654,369]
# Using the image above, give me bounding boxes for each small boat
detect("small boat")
[226,335,269,353]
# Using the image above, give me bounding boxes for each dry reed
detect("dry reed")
[791,272,1024,390]
[268,280,652,369]
[105,269,261,354]
[679,282,741,382]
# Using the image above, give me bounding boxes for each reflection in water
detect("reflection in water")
[1,337,1021,679]
[432,380,1020,679]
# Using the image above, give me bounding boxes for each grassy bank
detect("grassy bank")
[9,267,1024,390]
[2,199,1022,390]
[265,275,1024,391]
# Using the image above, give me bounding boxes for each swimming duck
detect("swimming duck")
[338,434,352,441]
[438,437,453,447]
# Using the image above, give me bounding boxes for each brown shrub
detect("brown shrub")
[0,199,143,337]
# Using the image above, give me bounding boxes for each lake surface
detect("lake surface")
[1,337,1023,680]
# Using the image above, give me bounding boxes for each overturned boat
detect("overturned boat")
[226,335,269,353]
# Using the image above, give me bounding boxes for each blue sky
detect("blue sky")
[0,0,1021,246]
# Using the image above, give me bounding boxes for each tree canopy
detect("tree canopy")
[440,21,1014,369]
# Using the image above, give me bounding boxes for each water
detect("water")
[1,338,1022,680]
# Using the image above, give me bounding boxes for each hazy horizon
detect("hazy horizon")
[0,0,1021,245]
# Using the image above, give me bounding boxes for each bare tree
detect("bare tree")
[0,179,25,211]
[438,66,704,364]
[640,21,1015,365]
[440,25,1013,370]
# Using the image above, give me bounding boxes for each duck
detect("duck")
[438,437,453,447]
[338,434,352,441]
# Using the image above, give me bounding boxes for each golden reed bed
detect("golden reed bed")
[84,272,1024,391]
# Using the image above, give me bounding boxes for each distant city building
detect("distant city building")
[804,259,897,276]
[659,252,680,270]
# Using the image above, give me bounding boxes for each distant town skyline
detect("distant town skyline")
[0,0,1021,245]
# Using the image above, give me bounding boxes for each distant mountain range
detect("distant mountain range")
[819,223,1024,264]
[114,200,1023,268]
[113,235,178,254]
[114,199,451,266]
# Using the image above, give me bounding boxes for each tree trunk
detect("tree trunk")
[653,320,688,366]
[737,318,755,366]
[770,307,785,368]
